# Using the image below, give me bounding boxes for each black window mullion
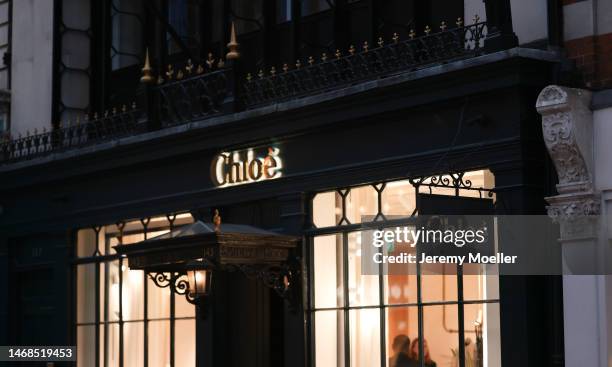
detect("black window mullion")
[457,265,466,367]
[167,215,176,367]
[141,218,151,367]
[170,283,176,367]
[342,232,350,367]
[119,256,124,367]
[377,241,386,367]
[416,251,424,367]
[117,222,125,367]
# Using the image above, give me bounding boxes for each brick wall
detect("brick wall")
[565,33,612,89]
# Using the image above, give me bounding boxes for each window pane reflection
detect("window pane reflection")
[463,303,502,367]
[421,305,458,367]
[349,308,381,367]
[348,232,379,306]
[313,234,344,308]
[77,325,95,367]
[148,320,170,367]
[315,310,345,367]
[124,321,144,367]
[175,319,196,367]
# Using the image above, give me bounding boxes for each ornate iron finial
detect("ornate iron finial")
[295,59,302,69]
[197,64,204,74]
[424,25,431,35]
[176,70,184,80]
[308,56,314,66]
[282,63,289,73]
[363,41,369,52]
[321,53,328,62]
[393,32,400,43]
[456,17,464,27]
[335,49,341,59]
[217,58,225,68]
[258,69,264,79]
[140,48,154,84]
[246,73,252,81]
[348,45,355,55]
[206,53,215,69]
[213,209,221,232]
[440,21,447,31]
[473,14,480,24]
[377,37,384,48]
[270,66,276,76]
[226,21,240,60]
[185,59,194,74]
[408,29,415,39]
[166,64,174,80]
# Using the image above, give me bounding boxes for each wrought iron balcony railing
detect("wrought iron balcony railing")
[0,18,493,166]
[155,60,233,127]
[241,20,487,108]
[1,107,142,164]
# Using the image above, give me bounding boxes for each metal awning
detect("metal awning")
[113,220,299,272]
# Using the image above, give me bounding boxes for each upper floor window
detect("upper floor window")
[167,0,201,55]
[111,0,144,70]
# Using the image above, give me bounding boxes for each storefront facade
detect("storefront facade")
[0,43,566,367]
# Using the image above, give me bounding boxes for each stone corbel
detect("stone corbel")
[536,85,600,236]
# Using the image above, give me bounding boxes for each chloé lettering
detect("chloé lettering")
[211,147,283,187]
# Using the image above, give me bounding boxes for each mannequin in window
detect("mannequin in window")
[409,338,437,367]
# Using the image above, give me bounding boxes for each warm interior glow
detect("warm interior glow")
[312,170,501,367]
[76,214,196,366]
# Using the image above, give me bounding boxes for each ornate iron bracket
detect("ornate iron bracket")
[147,272,197,305]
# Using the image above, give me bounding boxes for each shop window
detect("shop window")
[309,170,501,367]
[74,213,195,367]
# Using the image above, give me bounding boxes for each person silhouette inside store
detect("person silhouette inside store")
[409,338,437,367]
[389,334,419,367]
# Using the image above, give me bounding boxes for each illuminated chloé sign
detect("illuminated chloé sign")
[211,147,283,187]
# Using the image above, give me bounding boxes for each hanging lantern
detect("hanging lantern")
[186,260,213,298]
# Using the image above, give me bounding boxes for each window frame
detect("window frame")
[72,214,196,367]
[306,171,500,367]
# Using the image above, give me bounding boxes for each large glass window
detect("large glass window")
[75,213,196,367]
[309,170,501,367]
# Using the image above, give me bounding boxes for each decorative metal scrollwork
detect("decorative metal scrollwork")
[409,172,493,198]
[147,272,197,305]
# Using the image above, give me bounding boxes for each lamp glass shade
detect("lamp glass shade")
[187,268,212,296]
